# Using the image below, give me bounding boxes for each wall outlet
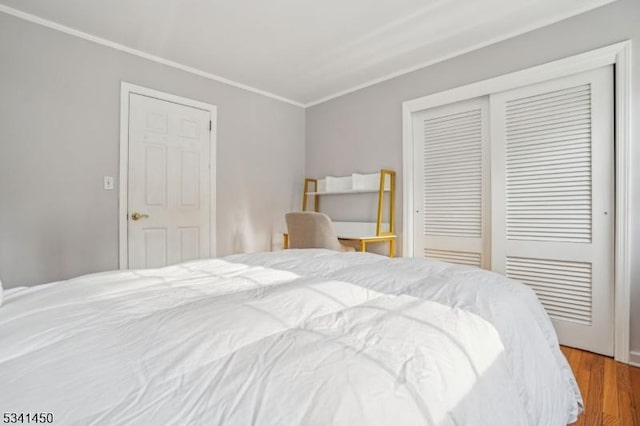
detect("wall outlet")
[103,176,114,191]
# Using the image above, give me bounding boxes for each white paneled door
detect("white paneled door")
[128,93,211,269]
[491,66,614,355]
[412,98,491,269]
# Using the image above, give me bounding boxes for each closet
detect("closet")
[411,66,614,356]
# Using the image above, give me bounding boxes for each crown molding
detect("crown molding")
[0,4,305,108]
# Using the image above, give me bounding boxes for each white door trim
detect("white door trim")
[119,82,218,269]
[401,41,632,363]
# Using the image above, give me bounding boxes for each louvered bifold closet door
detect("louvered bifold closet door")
[490,66,614,356]
[413,98,490,268]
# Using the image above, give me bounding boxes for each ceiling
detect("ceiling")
[0,0,614,106]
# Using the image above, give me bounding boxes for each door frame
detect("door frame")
[118,82,218,269]
[401,41,632,363]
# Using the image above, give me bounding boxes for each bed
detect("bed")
[0,249,581,425]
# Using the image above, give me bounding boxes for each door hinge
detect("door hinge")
[209,120,212,132]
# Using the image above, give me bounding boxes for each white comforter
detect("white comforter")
[0,250,581,425]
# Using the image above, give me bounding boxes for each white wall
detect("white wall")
[306,0,640,353]
[0,12,305,288]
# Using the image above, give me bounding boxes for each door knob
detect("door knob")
[131,212,149,221]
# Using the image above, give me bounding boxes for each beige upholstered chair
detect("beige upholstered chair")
[285,212,355,252]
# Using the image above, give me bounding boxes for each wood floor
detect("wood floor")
[561,346,640,425]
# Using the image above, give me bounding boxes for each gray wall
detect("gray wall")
[306,0,640,353]
[0,12,305,288]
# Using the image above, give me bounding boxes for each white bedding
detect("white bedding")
[0,250,581,425]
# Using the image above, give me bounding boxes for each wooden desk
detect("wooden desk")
[282,233,396,258]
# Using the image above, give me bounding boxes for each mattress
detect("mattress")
[0,249,581,425]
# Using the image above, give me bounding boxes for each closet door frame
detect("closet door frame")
[401,41,632,363]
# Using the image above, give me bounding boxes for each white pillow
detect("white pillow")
[0,277,3,307]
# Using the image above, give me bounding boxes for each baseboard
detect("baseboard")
[629,350,640,367]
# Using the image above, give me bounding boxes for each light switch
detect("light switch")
[103,176,114,191]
